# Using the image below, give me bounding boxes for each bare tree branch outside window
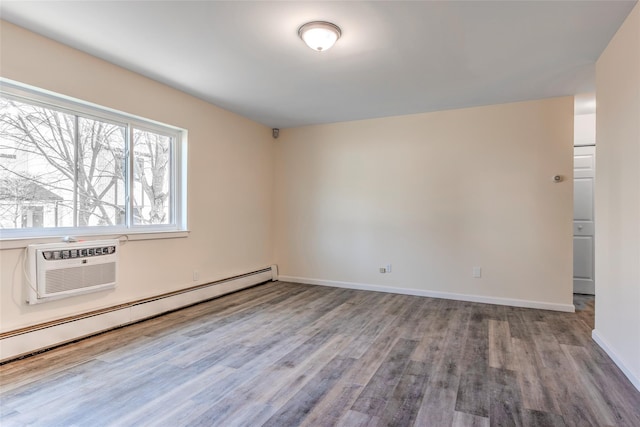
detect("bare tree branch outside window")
[0,95,173,230]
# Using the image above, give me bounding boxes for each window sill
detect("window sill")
[0,230,190,250]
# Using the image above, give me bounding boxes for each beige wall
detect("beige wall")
[595,3,640,389]
[0,21,275,331]
[274,97,574,308]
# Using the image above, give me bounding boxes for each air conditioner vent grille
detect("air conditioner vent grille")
[27,239,119,304]
[45,263,117,294]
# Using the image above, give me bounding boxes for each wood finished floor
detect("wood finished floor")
[1,282,639,427]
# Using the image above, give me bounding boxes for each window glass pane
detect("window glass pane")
[0,83,184,238]
[133,128,172,225]
[77,117,126,227]
[0,96,75,229]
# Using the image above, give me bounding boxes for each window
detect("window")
[0,80,186,239]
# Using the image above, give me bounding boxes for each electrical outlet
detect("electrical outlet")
[193,270,199,281]
[472,267,482,278]
[379,267,387,273]
[386,264,392,273]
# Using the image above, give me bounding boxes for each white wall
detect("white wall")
[574,113,596,146]
[0,21,275,332]
[574,93,596,147]
[274,97,574,310]
[594,3,640,391]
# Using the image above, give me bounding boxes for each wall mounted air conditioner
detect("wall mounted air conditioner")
[26,240,118,304]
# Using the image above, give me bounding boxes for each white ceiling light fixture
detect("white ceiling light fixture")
[298,21,341,52]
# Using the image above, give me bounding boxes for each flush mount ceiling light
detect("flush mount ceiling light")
[298,21,341,52]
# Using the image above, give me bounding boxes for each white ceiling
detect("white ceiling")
[0,1,636,128]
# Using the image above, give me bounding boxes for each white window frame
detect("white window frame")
[0,78,188,244]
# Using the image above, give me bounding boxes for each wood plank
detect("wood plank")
[522,409,567,426]
[531,322,603,426]
[261,356,356,426]
[110,364,237,426]
[375,360,429,427]
[144,332,311,426]
[452,410,490,427]
[409,299,450,363]
[198,333,352,426]
[456,372,489,419]
[511,337,561,415]
[488,367,524,426]
[488,319,517,370]
[350,338,418,417]
[413,303,471,427]
[298,383,365,427]
[455,309,489,418]
[336,410,379,427]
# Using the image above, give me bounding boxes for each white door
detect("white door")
[574,145,595,294]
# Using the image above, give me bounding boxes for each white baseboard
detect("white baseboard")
[1,267,275,363]
[279,275,575,313]
[592,329,640,392]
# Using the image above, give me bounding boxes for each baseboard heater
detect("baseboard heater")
[0,265,278,363]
